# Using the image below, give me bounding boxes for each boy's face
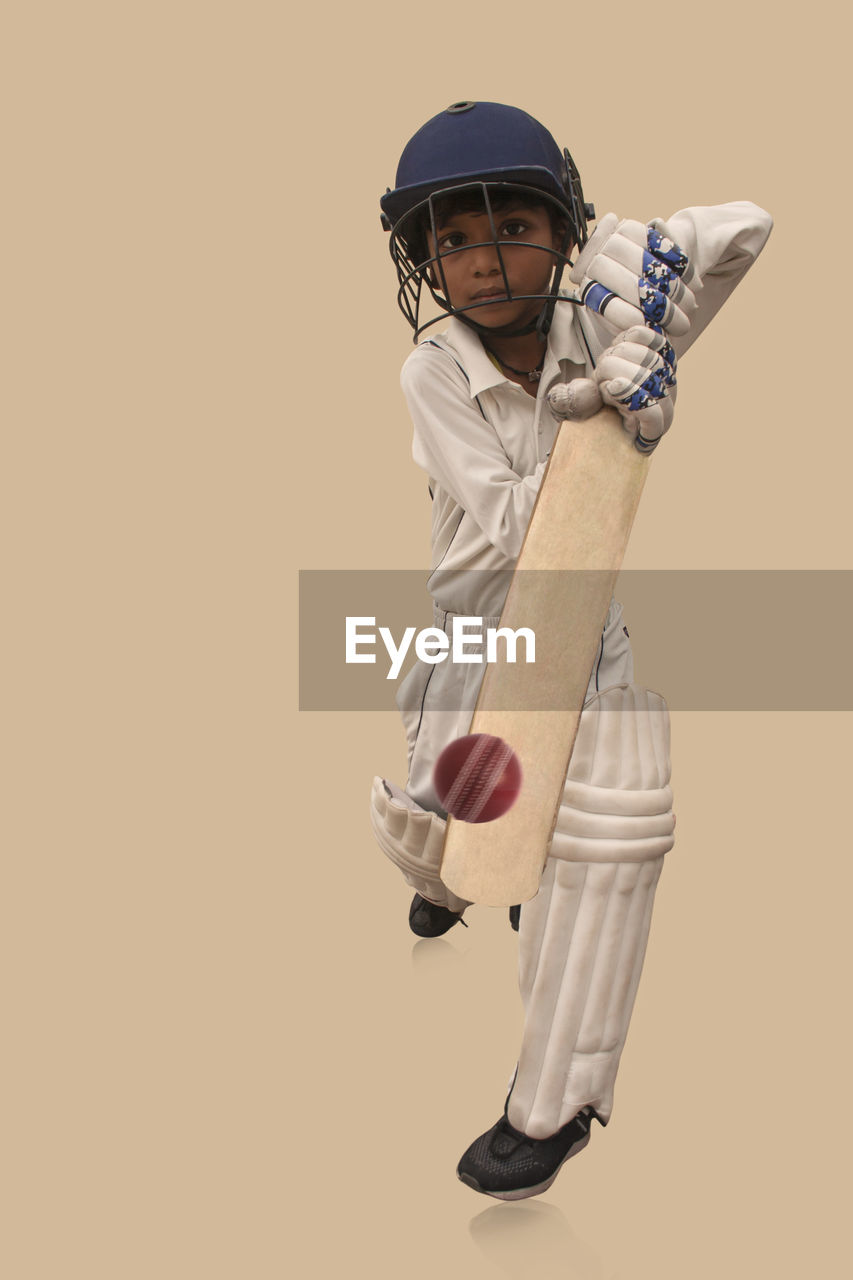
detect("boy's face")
[426,198,567,330]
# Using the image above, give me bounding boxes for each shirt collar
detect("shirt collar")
[440,294,587,400]
[442,318,506,398]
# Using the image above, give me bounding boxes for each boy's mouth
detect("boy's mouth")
[471,288,509,301]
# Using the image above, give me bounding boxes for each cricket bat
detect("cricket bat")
[439,405,651,906]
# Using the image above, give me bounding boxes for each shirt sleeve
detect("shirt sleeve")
[400,345,547,562]
[656,202,774,356]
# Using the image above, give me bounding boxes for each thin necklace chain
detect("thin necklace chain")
[483,343,545,383]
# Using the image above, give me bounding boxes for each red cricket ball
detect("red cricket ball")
[433,733,522,823]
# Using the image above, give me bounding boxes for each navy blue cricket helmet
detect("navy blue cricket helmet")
[380,101,594,340]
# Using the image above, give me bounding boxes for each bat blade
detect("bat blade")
[439,406,650,906]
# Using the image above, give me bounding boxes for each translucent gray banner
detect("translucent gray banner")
[298,570,852,711]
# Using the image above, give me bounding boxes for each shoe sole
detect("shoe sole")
[456,1130,591,1201]
[408,914,463,938]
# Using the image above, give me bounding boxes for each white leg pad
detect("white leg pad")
[508,684,674,1138]
[370,777,470,915]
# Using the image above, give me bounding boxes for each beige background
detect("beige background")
[3,2,850,1277]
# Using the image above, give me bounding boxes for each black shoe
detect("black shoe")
[408,892,465,938]
[508,904,521,931]
[456,1107,597,1200]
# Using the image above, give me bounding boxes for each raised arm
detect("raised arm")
[573,202,773,360]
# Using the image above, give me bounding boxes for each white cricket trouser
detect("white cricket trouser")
[385,601,673,1140]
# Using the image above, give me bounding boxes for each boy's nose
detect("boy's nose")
[470,242,503,275]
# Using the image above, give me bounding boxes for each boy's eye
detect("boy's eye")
[501,220,529,238]
[437,231,466,251]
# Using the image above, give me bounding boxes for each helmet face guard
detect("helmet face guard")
[388,177,586,342]
[380,103,594,342]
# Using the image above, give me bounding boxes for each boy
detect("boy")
[370,100,772,1199]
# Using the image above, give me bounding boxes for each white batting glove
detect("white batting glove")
[547,326,677,454]
[571,213,696,337]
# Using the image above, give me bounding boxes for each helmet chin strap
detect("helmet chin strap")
[457,310,545,341]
